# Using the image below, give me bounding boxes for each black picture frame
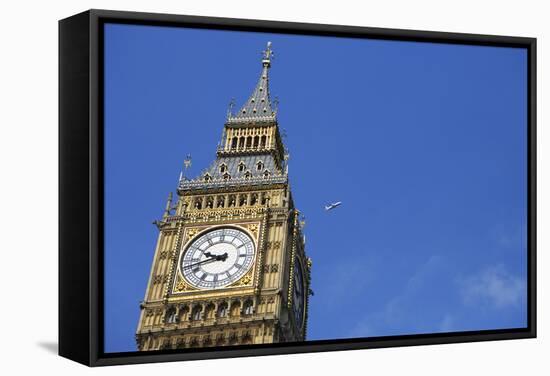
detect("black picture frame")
[59,8,536,367]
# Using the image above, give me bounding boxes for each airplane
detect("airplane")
[325,201,342,211]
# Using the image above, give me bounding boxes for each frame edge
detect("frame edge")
[59,10,93,366]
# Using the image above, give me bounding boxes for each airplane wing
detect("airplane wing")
[325,202,342,211]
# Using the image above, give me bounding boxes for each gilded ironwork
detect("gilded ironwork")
[231,270,253,287]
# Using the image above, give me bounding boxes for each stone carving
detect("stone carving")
[185,228,199,241]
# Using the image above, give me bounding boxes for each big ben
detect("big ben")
[136,42,312,350]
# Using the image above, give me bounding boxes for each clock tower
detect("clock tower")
[136,42,311,350]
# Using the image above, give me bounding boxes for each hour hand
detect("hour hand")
[184,257,217,269]
[216,252,228,261]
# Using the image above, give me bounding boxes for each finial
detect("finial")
[227,98,235,118]
[184,154,192,169]
[163,192,173,219]
[273,96,279,114]
[180,154,192,181]
[262,41,274,67]
[284,151,290,175]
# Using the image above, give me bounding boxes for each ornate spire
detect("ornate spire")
[227,42,276,124]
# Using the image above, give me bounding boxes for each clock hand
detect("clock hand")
[184,252,229,269]
[215,252,228,261]
[183,256,218,269]
[204,251,228,261]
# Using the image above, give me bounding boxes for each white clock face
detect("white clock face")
[180,227,256,289]
[293,258,305,328]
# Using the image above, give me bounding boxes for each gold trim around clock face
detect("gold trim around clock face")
[171,222,260,294]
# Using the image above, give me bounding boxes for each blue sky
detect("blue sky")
[104,23,527,353]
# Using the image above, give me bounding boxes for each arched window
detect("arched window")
[253,135,259,148]
[263,170,270,179]
[239,194,247,207]
[218,302,228,318]
[216,196,225,208]
[204,173,211,182]
[239,137,245,149]
[206,197,214,208]
[223,172,231,181]
[246,136,252,148]
[260,135,267,147]
[219,163,227,173]
[231,137,238,150]
[165,307,177,324]
[194,198,202,210]
[243,300,254,316]
[256,161,264,171]
[238,161,246,172]
[191,306,202,321]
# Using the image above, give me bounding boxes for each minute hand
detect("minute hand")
[183,256,218,269]
[183,252,228,269]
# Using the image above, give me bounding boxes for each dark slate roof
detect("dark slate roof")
[204,154,280,179]
[178,154,287,191]
[227,42,276,125]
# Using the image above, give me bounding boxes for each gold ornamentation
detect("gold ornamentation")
[232,271,253,287]
[182,207,266,223]
[248,223,259,238]
[174,276,193,293]
[186,228,199,241]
